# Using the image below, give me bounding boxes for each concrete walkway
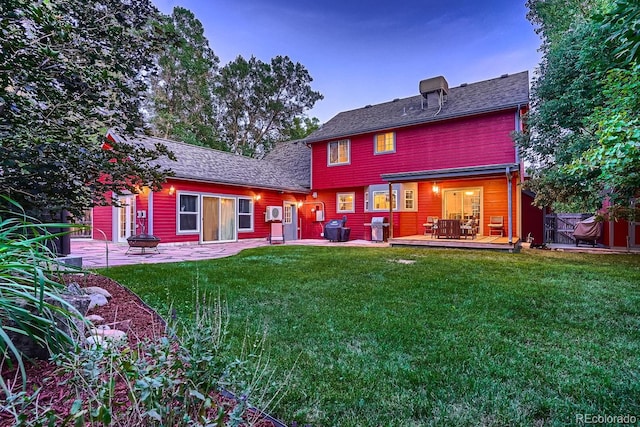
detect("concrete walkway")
[69,238,388,269]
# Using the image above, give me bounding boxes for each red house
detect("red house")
[92,72,540,247]
[92,132,310,244]
[302,72,531,245]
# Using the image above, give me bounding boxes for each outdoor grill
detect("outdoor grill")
[368,217,389,242]
[324,216,350,242]
[573,216,601,247]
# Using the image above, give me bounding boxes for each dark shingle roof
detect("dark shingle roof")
[305,71,529,143]
[263,139,310,188]
[114,134,309,193]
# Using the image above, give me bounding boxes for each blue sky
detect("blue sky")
[153,0,542,123]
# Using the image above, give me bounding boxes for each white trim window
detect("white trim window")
[328,139,350,166]
[372,190,397,211]
[364,191,369,211]
[404,189,415,210]
[337,192,355,213]
[178,193,199,233]
[238,198,253,232]
[374,132,395,154]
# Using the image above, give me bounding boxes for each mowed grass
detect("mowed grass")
[100,246,640,426]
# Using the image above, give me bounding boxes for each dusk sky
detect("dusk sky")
[152,0,543,123]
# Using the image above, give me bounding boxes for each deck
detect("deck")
[388,234,522,252]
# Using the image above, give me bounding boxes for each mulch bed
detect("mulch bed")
[0,274,282,427]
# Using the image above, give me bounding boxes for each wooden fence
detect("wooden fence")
[544,213,591,244]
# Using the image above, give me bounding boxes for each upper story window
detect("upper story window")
[374,132,395,154]
[328,139,350,166]
[238,198,253,231]
[178,193,199,233]
[337,192,355,213]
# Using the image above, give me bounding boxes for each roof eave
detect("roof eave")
[170,174,310,194]
[305,102,529,144]
[381,163,520,182]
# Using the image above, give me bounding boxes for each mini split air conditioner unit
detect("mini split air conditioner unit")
[265,206,283,222]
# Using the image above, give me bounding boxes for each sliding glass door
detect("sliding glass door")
[443,188,481,227]
[202,196,236,243]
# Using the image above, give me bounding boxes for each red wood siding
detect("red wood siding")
[147,179,303,244]
[92,205,112,241]
[301,175,520,240]
[312,110,518,190]
[521,192,544,243]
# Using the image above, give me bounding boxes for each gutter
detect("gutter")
[304,101,530,144]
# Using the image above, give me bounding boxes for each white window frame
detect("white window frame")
[177,192,200,234]
[372,190,397,211]
[404,189,415,210]
[364,191,369,211]
[328,139,350,166]
[374,132,395,154]
[237,197,253,232]
[337,192,355,213]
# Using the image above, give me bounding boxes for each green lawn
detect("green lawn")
[100,246,640,426]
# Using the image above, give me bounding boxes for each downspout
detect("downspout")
[514,104,522,165]
[506,167,513,245]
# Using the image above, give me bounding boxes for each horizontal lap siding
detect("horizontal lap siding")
[302,176,520,240]
[92,205,112,240]
[151,179,302,243]
[312,111,517,190]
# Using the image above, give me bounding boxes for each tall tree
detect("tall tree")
[148,7,222,149]
[0,0,174,217]
[565,0,640,213]
[285,116,321,140]
[215,55,323,157]
[516,0,640,212]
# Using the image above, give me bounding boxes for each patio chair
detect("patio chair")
[423,216,438,236]
[488,216,504,237]
[460,218,477,239]
[269,222,285,244]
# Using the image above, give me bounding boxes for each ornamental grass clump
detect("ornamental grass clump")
[0,197,83,390]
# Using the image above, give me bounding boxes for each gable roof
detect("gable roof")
[305,71,529,143]
[110,133,309,193]
[263,139,311,188]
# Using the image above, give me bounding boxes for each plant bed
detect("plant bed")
[0,274,287,427]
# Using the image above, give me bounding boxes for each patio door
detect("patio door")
[283,202,297,241]
[117,195,136,242]
[202,196,236,243]
[443,188,481,231]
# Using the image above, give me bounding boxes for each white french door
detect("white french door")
[117,195,136,242]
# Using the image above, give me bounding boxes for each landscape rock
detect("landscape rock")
[88,293,109,310]
[85,314,105,324]
[84,286,112,299]
[66,282,84,296]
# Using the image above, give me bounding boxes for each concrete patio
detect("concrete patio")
[69,238,388,269]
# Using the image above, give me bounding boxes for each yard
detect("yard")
[100,246,640,426]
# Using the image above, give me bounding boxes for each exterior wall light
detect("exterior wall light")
[168,185,176,196]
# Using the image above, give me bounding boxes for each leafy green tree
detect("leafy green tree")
[286,116,321,140]
[215,55,323,157]
[0,0,174,217]
[516,14,614,210]
[148,7,222,150]
[565,1,640,213]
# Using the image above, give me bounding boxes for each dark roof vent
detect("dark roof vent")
[419,76,449,98]
[364,104,372,108]
[460,83,468,87]
[501,73,509,78]
[392,98,400,102]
